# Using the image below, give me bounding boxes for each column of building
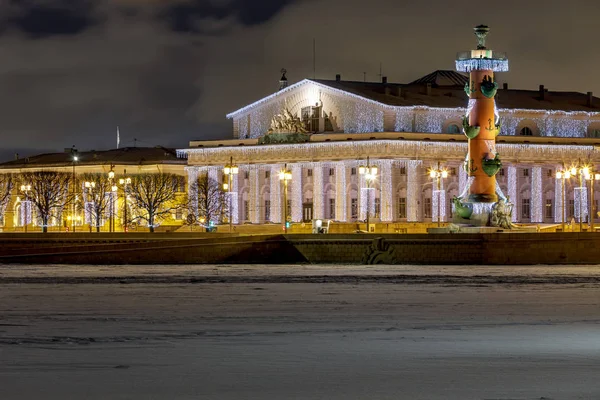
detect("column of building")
[185,166,199,218]
[554,165,564,224]
[269,164,282,223]
[507,165,518,222]
[531,165,543,223]
[208,167,221,225]
[291,164,303,222]
[248,166,260,224]
[379,160,393,222]
[335,162,347,222]
[407,160,421,222]
[231,167,239,224]
[313,163,324,220]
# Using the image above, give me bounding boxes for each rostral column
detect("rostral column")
[456,25,508,205]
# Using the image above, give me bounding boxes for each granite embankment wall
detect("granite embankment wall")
[1,232,600,265]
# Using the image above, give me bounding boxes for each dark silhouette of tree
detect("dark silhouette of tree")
[125,173,184,233]
[195,174,227,229]
[80,173,114,232]
[20,171,72,233]
[0,174,14,223]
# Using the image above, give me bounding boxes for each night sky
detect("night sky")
[0,0,599,161]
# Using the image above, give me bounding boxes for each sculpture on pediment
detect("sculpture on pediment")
[268,108,308,134]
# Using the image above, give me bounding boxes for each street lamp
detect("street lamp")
[19,184,31,233]
[223,157,239,233]
[584,167,600,233]
[428,162,449,227]
[118,171,131,232]
[555,166,571,232]
[567,162,591,232]
[359,156,377,233]
[279,164,292,233]
[108,168,116,232]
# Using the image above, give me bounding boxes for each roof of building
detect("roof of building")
[227,70,600,117]
[0,146,186,169]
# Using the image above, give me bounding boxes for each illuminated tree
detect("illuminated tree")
[80,173,114,233]
[20,171,72,233]
[125,173,184,233]
[195,174,227,228]
[0,174,14,223]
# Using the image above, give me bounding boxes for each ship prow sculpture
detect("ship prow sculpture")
[452,25,515,228]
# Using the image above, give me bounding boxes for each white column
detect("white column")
[270,165,282,223]
[508,165,518,222]
[459,165,468,198]
[432,179,446,223]
[575,184,588,223]
[208,167,220,225]
[313,164,324,220]
[185,167,199,218]
[380,160,393,222]
[231,170,239,224]
[554,172,564,224]
[249,167,260,224]
[291,164,303,222]
[407,160,421,222]
[532,166,543,223]
[335,162,347,222]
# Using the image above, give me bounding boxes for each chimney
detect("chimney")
[382,76,387,84]
[539,85,545,100]
[335,74,341,82]
[426,83,432,96]
[279,68,288,91]
[587,92,594,107]
[503,82,508,90]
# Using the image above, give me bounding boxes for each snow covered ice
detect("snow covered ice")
[1,264,600,399]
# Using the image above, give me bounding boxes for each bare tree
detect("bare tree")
[125,173,184,233]
[20,171,72,233]
[80,173,114,232]
[0,174,14,223]
[196,174,227,229]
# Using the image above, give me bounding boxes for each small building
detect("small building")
[0,147,187,232]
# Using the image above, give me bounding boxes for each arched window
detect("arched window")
[520,127,533,136]
[446,124,460,134]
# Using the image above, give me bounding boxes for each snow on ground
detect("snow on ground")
[1,264,600,399]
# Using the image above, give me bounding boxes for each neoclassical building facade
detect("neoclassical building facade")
[180,71,600,227]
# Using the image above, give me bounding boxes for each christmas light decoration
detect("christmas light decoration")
[270,165,282,223]
[407,160,422,221]
[379,160,393,222]
[249,167,259,223]
[455,58,509,72]
[508,166,518,222]
[554,174,564,224]
[313,165,324,219]
[335,162,347,221]
[574,186,588,222]
[291,164,303,222]
[532,166,543,222]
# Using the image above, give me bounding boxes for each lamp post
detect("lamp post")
[555,166,571,232]
[584,167,600,233]
[108,168,116,233]
[71,150,78,232]
[568,162,591,232]
[279,164,292,233]
[223,157,239,233]
[359,157,377,233]
[428,162,449,227]
[19,184,31,233]
[84,180,96,232]
[119,171,131,232]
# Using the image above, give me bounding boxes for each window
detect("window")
[244,200,249,221]
[423,198,432,218]
[400,166,406,175]
[351,198,358,219]
[547,169,554,178]
[589,129,600,138]
[545,199,553,219]
[244,171,249,179]
[264,200,270,221]
[447,124,460,134]
[374,198,380,218]
[450,167,457,176]
[265,170,270,179]
[397,197,407,219]
[307,169,313,177]
[523,168,529,177]
[499,168,505,177]
[520,127,533,136]
[329,168,335,176]
[522,198,531,219]
[568,200,575,219]
[351,167,357,176]
[329,198,335,219]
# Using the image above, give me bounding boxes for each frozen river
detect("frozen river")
[1,264,600,399]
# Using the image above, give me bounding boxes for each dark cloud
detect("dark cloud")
[5,0,97,38]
